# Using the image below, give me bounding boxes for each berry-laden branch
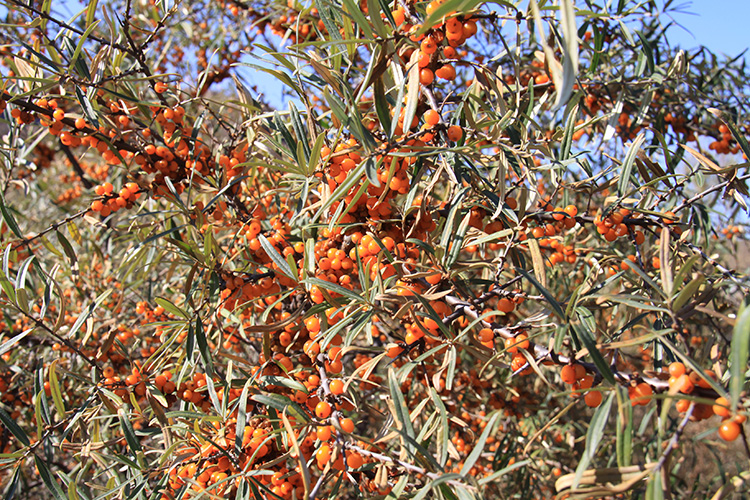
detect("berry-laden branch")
[0,1,748,500]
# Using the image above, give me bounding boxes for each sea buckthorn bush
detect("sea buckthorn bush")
[0,0,749,499]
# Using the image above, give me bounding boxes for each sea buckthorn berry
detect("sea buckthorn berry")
[564,205,578,217]
[663,211,678,224]
[435,64,456,81]
[424,109,440,126]
[478,328,494,343]
[713,396,731,418]
[317,425,332,441]
[421,37,437,55]
[668,362,686,378]
[584,390,602,407]
[675,399,691,413]
[630,382,652,406]
[315,401,332,419]
[670,373,694,394]
[446,125,463,142]
[420,68,435,86]
[386,344,404,358]
[560,365,577,385]
[718,420,741,441]
[340,418,355,433]
[329,379,344,395]
[316,443,331,462]
[497,298,515,314]
[392,7,405,26]
[347,452,364,469]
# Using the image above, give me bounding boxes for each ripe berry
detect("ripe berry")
[713,397,731,418]
[668,362,686,378]
[420,68,435,86]
[315,401,332,419]
[560,365,577,384]
[435,64,456,81]
[718,420,741,441]
[347,452,364,469]
[584,391,602,407]
[446,125,463,142]
[329,379,344,395]
[340,418,355,433]
[424,109,440,126]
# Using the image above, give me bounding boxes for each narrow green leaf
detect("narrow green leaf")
[154,297,189,319]
[388,367,415,449]
[34,456,66,500]
[251,394,309,422]
[75,85,99,128]
[573,309,615,384]
[48,361,66,419]
[429,388,449,467]
[341,0,374,38]
[0,328,32,358]
[730,304,750,411]
[234,380,250,454]
[0,194,22,239]
[516,267,565,319]
[0,406,30,446]
[305,277,365,304]
[572,392,614,490]
[67,289,113,340]
[460,411,499,476]
[617,133,646,196]
[258,234,295,281]
[118,408,142,454]
[615,386,633,467]
[194,316,213,376]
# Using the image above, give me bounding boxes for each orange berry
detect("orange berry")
[671,373,694,394]
[346,452,364,469]
[424,109,440,126]
[713,397,731,418]
[498,298,515,314]
[420,37,437,55]
[315,401,332,419]
[316,443,331,462]
[478,328,494,343]
[446,125,463,142]
[668,362,685,378]
[317,426,332,441]
[663,211,677,224]
[718,420,741,441]
[560,365,577,385]
[340,418,355,433]
[386,345,404,358]
[435,64,456,80]
[329,379,345,395]
[584,391,602,407]
[420,68,435,85]
[564,205,578,217]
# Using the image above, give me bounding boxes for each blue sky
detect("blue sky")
[658,1,750,59]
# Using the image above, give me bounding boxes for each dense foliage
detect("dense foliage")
[0,0,749,498]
